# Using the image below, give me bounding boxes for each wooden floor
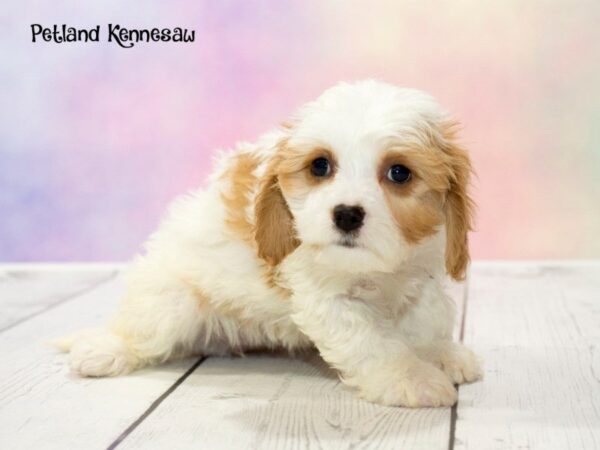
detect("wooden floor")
[0,262,599,449]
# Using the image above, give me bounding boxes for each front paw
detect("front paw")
[436,344,482,385]
[358,361,457,408]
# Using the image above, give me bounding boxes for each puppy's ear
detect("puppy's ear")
[441,123,475,281]
[254,163,300,267]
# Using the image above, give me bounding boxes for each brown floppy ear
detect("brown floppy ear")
[442,125,475,281]
[254,171,300,267]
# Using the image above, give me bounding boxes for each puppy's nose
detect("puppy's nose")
[333,204,365,233]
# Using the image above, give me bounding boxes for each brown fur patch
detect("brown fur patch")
[252,141,344,294]
[220,152,294,295]
[276,145,337,214]
[263,265,294,298]
[221,153,260,244]
[378,122,474,281]
[254,159,300,267]
[385,191,444,244]
[278,144,336,183]
[379,148,448,245]
[253,141,337,268]
[439,124,474,281]
[380,148,454,193]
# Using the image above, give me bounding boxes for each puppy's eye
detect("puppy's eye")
[387,164,411,184]
[311,157,331,177]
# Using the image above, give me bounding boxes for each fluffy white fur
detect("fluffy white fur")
[57,80,482,407]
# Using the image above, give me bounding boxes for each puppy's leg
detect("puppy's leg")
[403,286,482,385]
[58,263,220,377]
[291,295,457,407]
[55,327,141,377]
[414,341,483,385]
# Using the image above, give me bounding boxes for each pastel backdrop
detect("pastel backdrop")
[1,0,599,261]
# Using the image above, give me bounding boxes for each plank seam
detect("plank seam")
[448,271,470,450]
[0,270,120,334]
[106,356,207,450]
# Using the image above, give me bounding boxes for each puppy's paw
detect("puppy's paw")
[68,332,138,377]
[358,361,457,408]
[435,344,482,385]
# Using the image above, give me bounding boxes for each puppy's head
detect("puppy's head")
[255,80,474,280]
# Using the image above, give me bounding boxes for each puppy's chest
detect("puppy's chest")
[345,276,419,313]
[346,277,381,301]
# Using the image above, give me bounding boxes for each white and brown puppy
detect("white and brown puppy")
[57,80,482,407]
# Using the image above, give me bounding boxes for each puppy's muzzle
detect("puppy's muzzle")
[333,204,365,233]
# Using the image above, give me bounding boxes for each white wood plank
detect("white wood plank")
[0,268,117,331]
[120,353,450,450]
[455,262,600,450]
[120,282,466,450]
[0,273,198,450]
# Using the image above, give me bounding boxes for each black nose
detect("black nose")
[333,204,365,233]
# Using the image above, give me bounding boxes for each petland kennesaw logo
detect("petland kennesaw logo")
[31,24,195,48]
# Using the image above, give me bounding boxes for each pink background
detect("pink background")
[1,1,599,261]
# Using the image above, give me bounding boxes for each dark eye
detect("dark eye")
[387,164,411,184]
[311,157,331,177]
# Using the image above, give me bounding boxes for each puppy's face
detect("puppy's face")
[255,81,473,279]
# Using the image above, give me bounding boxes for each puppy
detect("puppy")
[57,80,482,407]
